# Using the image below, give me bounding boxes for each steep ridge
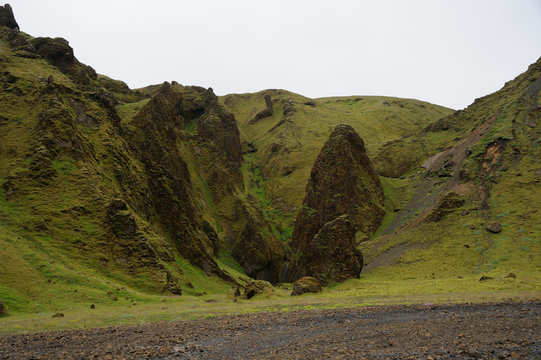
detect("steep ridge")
[288,125,384,283]
[0,6,287,312]
[362,57,541,280]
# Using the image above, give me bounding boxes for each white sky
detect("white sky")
[7,0,541,109]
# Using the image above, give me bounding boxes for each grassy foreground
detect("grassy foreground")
[1,272,539,334]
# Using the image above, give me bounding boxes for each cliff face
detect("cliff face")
[0,4,18,30]
[231,197,288,283]
[0,5,291,309]
[288,124,384,282]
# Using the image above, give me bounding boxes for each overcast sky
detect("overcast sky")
[7,0,541,109]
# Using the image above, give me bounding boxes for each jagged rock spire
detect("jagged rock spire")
[0,4,19,31]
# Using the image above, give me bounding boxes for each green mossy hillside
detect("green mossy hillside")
[0,22,286,313]
[1,3,539,321]
[221,90,452,230]
[362,57,541,295]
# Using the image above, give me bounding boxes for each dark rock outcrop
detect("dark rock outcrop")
[105,198,171,271]
[131,84,231,280]
[231,199,288,284]
[31,37,75,65]
[291,215,363,283]
[291,276,322,296]
[197,88,244,192]
[249,94,273,124]
[30,37,97,85]
[244,280,273,299]
[288,124,384,282]
[0,4,18,30]
[426,192,465,222]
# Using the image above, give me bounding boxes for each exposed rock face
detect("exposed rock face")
[131,83,231,280]
[30,37,97,84]
[197,88,244,195]
[232,199,288,283]
[291,276,322,296]
[31,37,75,65]
[292,215,363,283]
[0,4,18,30]
[288,124,384,282]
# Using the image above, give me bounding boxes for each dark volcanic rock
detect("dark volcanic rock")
[0,4,18,30]
[291,276,322,296]
[31,37,75,65]
[486,222,502,233]
[232,199,288,284]
[30,37,97,84]
[293,215,363,283]
[132,86,229,280]
[1,303,540,359]
[288,124,383,282]
[197,88,243,191]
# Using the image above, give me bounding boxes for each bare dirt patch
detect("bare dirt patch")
[1,302,539,359]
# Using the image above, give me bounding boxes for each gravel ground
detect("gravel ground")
[1,302,539,359]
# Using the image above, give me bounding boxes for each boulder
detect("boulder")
[486,222,502,234]
[291,276,322,296]
[244,280,273,299]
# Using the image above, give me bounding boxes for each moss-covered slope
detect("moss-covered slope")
[361,57,541,289]
[221,90,452,233]
[1,3,538,317]
[0,8,287,313]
